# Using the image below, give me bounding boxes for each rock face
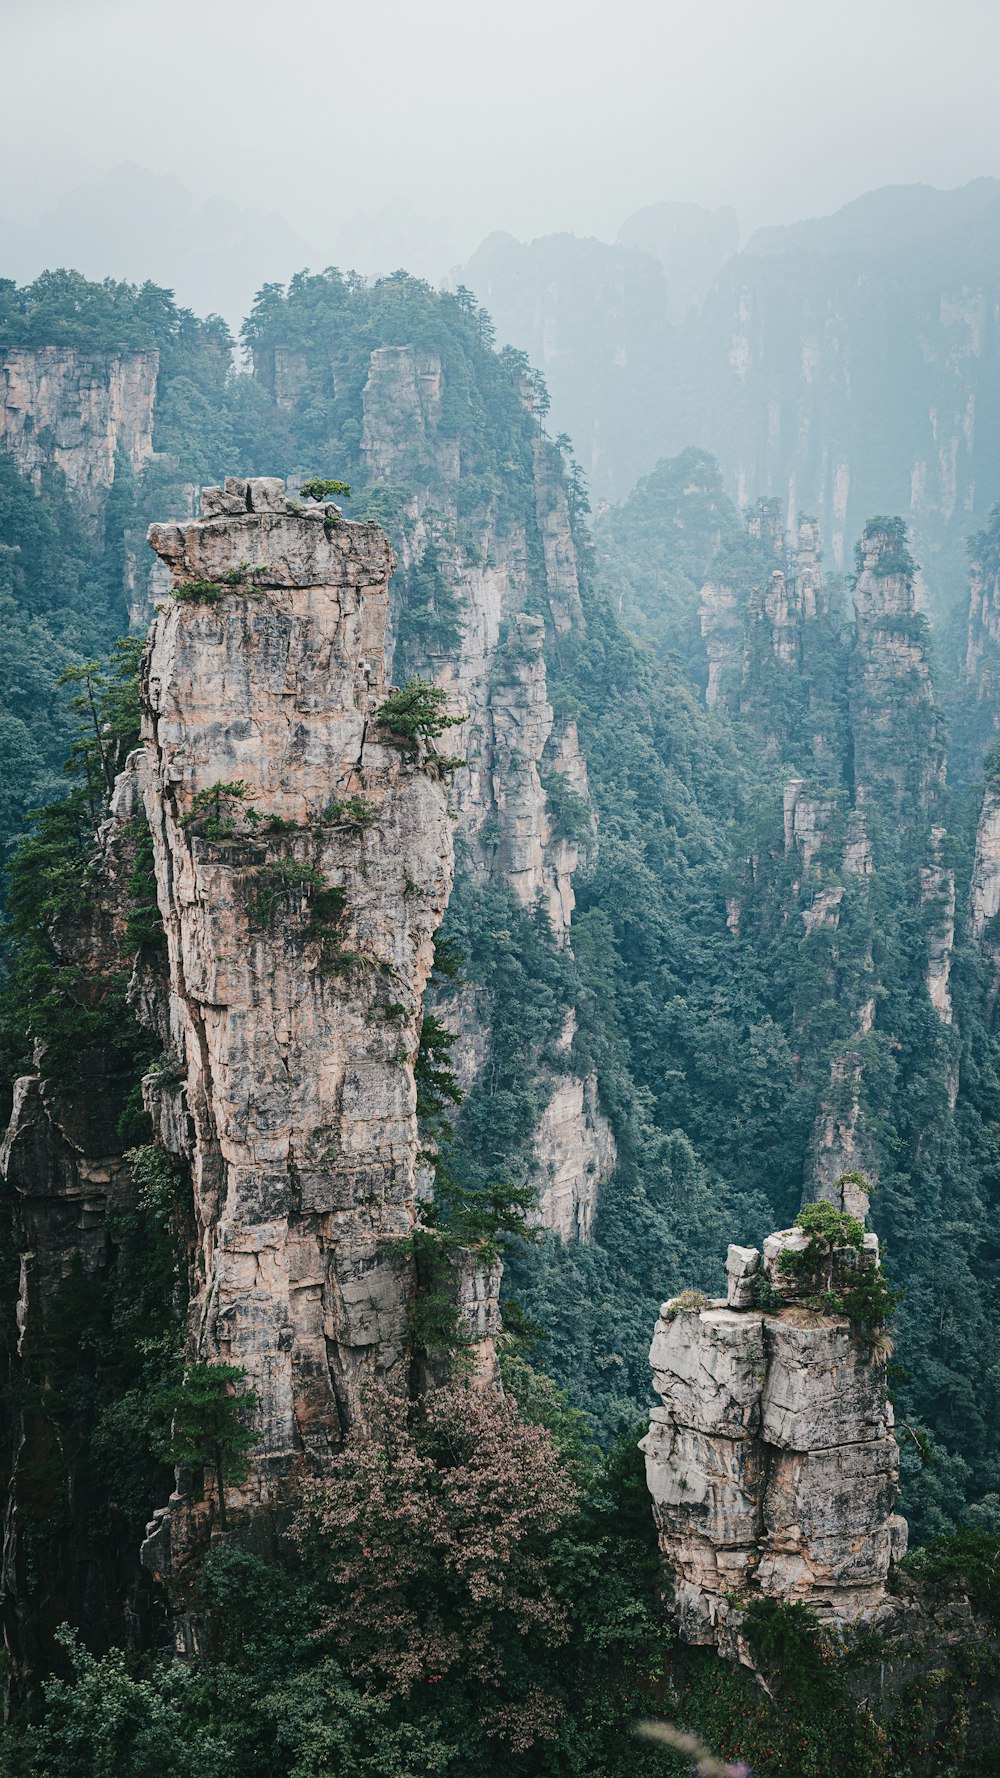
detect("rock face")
[700,508,828,731]
[356,349,614,1238]
[138,478,470,1578]
[784,779,838,876]
[852,523,945,819]
[0,346,157,519]
[970,775,1000,1012]
[529,1059,617,1242]
[642,1225,904,1652]
[921,827,956,1027]
[699,575,744,710]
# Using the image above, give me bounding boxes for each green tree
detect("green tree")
[162,1363,257,1531]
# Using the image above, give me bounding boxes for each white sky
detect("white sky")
[3,0,999,245]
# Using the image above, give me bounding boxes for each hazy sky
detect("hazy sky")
[4,0,1000,248]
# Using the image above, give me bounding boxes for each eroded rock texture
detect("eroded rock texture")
[852,524,945,819]
[138,478,473,1579]
[357,348,614,1239]
[0,346,157,519]
[642,1226,905,1653]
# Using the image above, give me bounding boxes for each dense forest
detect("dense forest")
[2,265,1000,1775]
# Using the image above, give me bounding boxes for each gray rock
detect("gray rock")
[246,476,286,512]
[644,1221,905,1655]
[201,484,248,518]
[726,1242,761,1308]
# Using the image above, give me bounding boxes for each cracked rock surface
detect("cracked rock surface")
[642,1226,905,1649]
[139,481,462,1577]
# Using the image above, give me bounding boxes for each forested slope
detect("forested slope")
[2,267,1000,1774]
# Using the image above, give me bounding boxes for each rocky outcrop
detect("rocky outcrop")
[360,348,587,932]
[699,576,743,710]
[921,827,955,1027]
[701,509,832,738]
[971,778,1000,943]
[361,346,459,486]
[642,1223,904,1654]
[969,775,1000,1012]
[358,346,613,1236]
[784,779,838,876]
[253,346,310,414]
[489,614,590,940]
[851,522,945,819]
[527,1010,616,1242]
[137,476,470,1579]
[0,346,157,519]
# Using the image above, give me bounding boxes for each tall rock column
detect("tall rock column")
[139,477,456,1574]
[970,763,1000,1009]
[851,520,945,819]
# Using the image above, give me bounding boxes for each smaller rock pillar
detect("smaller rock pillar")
[641,1219,906,1654]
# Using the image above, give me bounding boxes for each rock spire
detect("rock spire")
[642,1216,906,1656]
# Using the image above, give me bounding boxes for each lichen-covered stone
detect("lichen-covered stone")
[649,1304,765,1437]
[725,1243,760,1309]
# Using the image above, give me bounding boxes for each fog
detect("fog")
[3,0,1000,320]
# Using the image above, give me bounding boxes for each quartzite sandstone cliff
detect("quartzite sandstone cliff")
[138,476,490,1580]
[0,345,157,519]
[356,346,615,1241]
[0,477,503,1660]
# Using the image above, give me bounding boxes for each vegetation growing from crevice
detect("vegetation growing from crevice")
[377,676,464,743]
[3,258,1000,1775]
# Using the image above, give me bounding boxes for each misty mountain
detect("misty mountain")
[0,163,317,333]
[460,180,1000,607]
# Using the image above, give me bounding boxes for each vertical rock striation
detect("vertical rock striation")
[357,348,615,1238]
[851,521,945,819]
[0,346,158,520]
[138,477,459,1579]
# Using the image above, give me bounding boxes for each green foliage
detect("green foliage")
[322,794,375,827]
[751,1270,783,1313]
[665,1289,710,1316]
[595,447,744,671]
[0,638,156,1109]
[540,769,592,844]
[245,858,326,931]
[770,1201,902,1345]
[377,676,464,742]
[856,514,918,580]
[182,779,251,840]
[901,1527,1000,1626]
[161,1362,257,1530]
[172,577,228,603]
[742,1597,829,1696]
[792,1198,866,1258]
[299,478,351,501]
[124,817,165,954]
[396,542,465,668]
[414,1010,462,1140]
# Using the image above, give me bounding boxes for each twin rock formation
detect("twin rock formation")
[643,1225,906,1656]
